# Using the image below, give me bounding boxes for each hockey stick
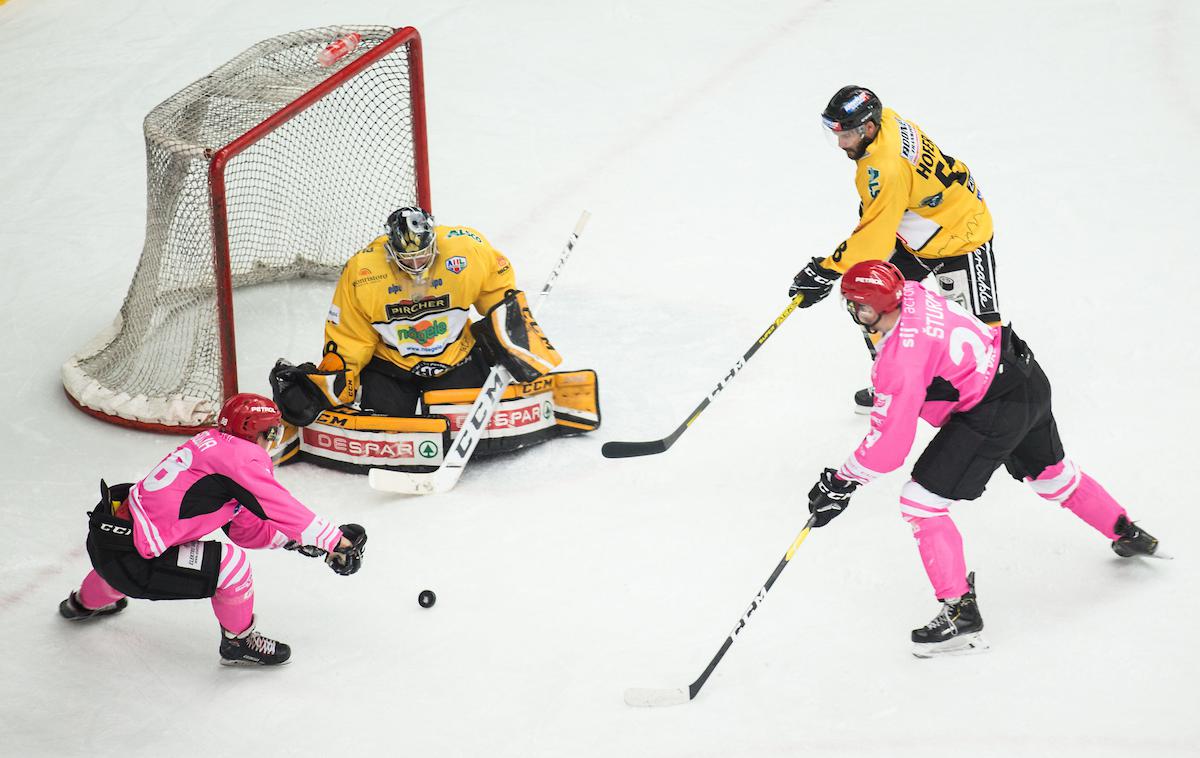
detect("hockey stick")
[368,210,591,495]
[624,514,818,707]
[600,292,804,459]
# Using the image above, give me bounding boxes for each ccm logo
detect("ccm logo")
[304,430,415,459]
[101,523,132,536]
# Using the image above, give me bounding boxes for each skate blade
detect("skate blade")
[912,632,989,659]
[219,657,292,667]
[853,405,873,416]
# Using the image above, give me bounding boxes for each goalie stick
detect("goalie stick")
[368,210,591,495]
[624,515,818,707]
[601,292,804,459]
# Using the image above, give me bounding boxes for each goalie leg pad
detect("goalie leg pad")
[297,408,452,475]
[420,369,600,457]
[269,422,301,466]
[550,369,601,433]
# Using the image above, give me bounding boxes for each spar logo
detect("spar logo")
[396,319,448,346]
[303,429,416,459]
[446,402,545,431]
[445,256,468,274]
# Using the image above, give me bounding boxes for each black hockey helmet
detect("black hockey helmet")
[385,207,437,276]
[821,86,883,133]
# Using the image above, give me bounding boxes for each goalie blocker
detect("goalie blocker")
[270,369,600,475]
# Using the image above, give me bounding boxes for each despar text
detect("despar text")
[452,373,506,457]
[445,398,546,432]
[303,429,416,459]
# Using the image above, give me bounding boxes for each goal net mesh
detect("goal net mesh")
[62,26,426,431]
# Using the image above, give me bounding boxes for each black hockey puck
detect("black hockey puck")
[418,589,437,608]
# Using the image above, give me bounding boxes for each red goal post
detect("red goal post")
[62,26,430,433]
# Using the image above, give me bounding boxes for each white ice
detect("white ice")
[2,1,1198,756]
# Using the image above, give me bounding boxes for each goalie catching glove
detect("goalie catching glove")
[325,523,367,576]
[269,347,350,426]
[470,289,562,383]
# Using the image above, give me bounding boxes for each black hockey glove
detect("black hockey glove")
[326,523,367,576]
[283,541,326,559]
[788,257,841,307]
[807,468,860,528]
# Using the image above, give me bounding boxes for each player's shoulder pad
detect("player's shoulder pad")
[437,224,492,249]
[340,236,392,284]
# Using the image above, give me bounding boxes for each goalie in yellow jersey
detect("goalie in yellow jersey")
[267,207,600,475]
[789,86,1000,412]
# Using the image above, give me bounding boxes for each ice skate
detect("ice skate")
[58,591,127,621]
[911,572,988,658]
[1111,516,1166,558]
[219,620,291,666]
[854,387,875,415]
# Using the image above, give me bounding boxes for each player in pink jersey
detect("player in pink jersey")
[804,260,1162,657]
[58,393,368,666]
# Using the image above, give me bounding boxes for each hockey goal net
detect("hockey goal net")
[62,26,430,433]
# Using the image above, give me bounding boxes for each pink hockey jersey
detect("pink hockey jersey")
[838,281,1002,485]
[125,430,343,559]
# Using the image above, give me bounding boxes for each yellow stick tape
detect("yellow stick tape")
[784,526,813,561]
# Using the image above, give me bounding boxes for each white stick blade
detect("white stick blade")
[368,467,458,495]
[623,687,690,707]
[574,210,591,235]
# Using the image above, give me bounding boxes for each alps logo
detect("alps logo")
[867,167,881,199]
[385,294,451,320]
[445,256,468,274]
[919,192,944,208]
[447,228,483,243]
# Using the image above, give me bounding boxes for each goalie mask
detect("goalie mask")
[385,207,438,276]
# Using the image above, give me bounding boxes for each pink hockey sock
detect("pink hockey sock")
[78,570,125,610]
[1061,474,1128,540]
[211,543,255,635]
[906,514,970,600]
[1025,459,1127,540]
[900,480,970,600]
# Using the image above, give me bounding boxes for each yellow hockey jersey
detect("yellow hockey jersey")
[821,107,993,274]
[324,225,516,400]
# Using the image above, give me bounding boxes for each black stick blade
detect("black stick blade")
[601,439,670,458]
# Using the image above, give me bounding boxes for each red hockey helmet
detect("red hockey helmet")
[841,260,904,329]
[217,393,283,443]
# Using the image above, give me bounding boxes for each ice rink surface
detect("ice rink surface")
[2,1,1198,755]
